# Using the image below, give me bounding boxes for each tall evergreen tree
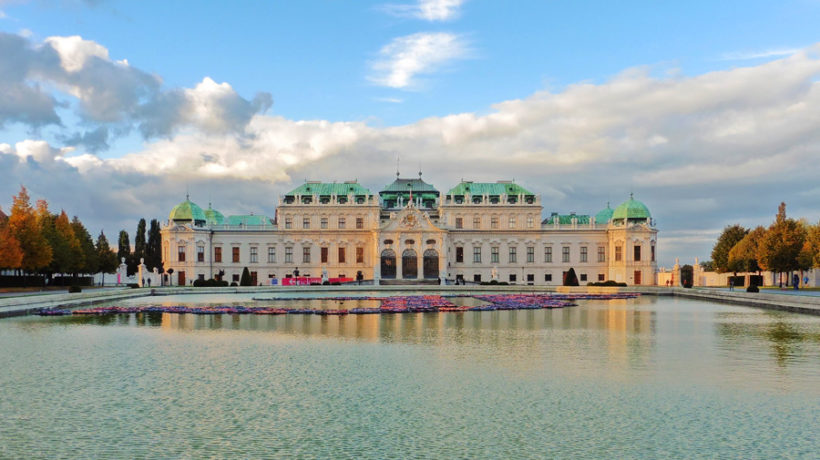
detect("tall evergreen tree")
[8,186,51,273]
[96,231,119,285]
[758,203,805,286]
[240,267,252,286]
[711,224,748,273]
[71,216,97,275]
[134,218,147,270]
[117,230,132,276]
[146,218,163,272]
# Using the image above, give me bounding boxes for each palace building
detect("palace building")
[161,174,658,286]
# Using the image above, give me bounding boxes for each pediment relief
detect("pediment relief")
[381,204,443,233]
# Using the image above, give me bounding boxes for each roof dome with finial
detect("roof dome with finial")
[169,195,207,225]
[594,202,614,224]
[204,202,224,225]
[611,193,651,225]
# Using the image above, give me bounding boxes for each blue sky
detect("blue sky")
[2,0,820,266]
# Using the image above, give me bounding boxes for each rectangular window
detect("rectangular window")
[527,216,534,228]
[338,247,346,264]
[285,217,292,229]
[456,247,464,263]
[544,247,552,263]
[321,217,328,229]
[474,274,482,283]
[615,246,623,262]
[214,247,222,263]
[651,245,656,262]
[232,247,240,263]
[491,217,499,229]
[197,245,204,262]
[508,216,516,228]
[527,274,534,284]
[527,246,534,263]
[232,274,239,282]
[562,246,570,263]
[268,247,276,263]
[580,246,588,263]
[455,217,463,229]
[473,216,481,229]
[251,271,257,285]
[285,247,293,263]
[634,245,641,261]
[509,246,517,263]
[302,247,311,263]
[580,274,587,282]
[598,273,605,282]
[509,274,517,283]
[634,270,642,285]
[598,247,606,262]
[250,247,258,263]
[491,247,499,263]
[545,273,552,282]
[302,217,310,229]
[321,247,328,263]
[356,247,364,264]
[178,246,186,262]
[473,246,481,263]
[338,217,345,229]
[356,217,363,229]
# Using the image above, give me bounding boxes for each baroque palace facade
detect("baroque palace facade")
[161,174,658,286]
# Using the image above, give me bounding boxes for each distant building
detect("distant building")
[161,174,658,286]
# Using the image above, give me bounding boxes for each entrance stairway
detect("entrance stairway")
[379,279,440,286]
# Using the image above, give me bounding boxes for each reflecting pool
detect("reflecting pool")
[1,294,818,458]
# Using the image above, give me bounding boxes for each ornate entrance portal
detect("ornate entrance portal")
[423,249,438,279]
[381,249,396,279]
[402,249,418,279]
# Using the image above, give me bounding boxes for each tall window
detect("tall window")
[544,246,552,263]
[197,245,204,262]
[285,247,293,263]
[527,216,534,228]
[473,215,481,229]
[634,245,642,261]
[356,247,364,264]
[302,217,310,229]
[214,247,222,263]
[509,246,517,263]
[338,247,346,263]
[338,217,345,229]
[455,217,463,229]
[356,217,364,229]
[580,246,588,263]
[491,247,499,263]
[178,246,186,262]
[303,247,311,263]
[268,247,276,263]
[250,247,258,263]
[473,246,481,263]
[456,247,464,263]
[491,217,499,229]
[508,216,516,228]
[285,217,292,229]
[598,247,606,262]
[651,245,656,262]
[562,246,570,263]
[232,247,240,263]
[321,247,328,263]
[527,246,534,263]
[615,246,623,262]
[321,217,328,229]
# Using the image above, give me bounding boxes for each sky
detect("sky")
[1,0,820,267]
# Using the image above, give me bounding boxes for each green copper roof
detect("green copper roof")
[594,204,614,224]
[169,198,207,223]
[612,194,651,222]
[543,213,591,225]
[204,205,225,225]
[381,178,439,194]
[285,182,373,196]
[226,215,271,226]
[446,181,534,196]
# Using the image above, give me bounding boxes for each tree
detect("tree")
[728,226,765,275]
[563,267,579,286]
[758,203,805,286]
[133,218,146,271]
[117,230,132,276]
[711,224,748,273]
[71,216,97,275]
[700,260,715,271]
[0,221,24,270]
[146,219,163,273]
[54,211,83,275]
[96,231,119,285]
[8,186,51,273]
[240,267,252,286]
[798,221,820,269]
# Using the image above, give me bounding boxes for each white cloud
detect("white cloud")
[369,32,468,88]
[720,48,800,61]
[45,35,110,72]
[382,0,465,21]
